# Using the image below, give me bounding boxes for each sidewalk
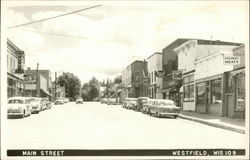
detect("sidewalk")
[178,111,245,134]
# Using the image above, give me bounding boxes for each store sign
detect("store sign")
[15,51,24,74]
[172,70,183,80]
[224,56,240,65]
[155,70,165,78]
[143,78,150,86]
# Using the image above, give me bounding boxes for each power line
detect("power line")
[7,5,102,29]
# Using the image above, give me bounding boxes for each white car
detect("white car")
[7,97,32,118]
[28,97,42,113]
[76,99,83,104]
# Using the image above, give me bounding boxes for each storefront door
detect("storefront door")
[208,79,222,115]
[196,82,206,113]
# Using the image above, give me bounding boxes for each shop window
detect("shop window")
[211,79,222,104]
[196,82,206,105]
[184,84,194,102]
[236,74,245,109]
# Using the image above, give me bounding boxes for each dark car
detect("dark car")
[135,97,150,111]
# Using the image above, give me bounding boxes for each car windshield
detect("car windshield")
[8,99,24,104]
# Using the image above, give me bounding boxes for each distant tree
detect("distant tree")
[81,83,90,101]
[57,72,81,101]
[81,77,100,101]
[114,75,122,84]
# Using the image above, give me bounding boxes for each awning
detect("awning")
[41,89,52,97]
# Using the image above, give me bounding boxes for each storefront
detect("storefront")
[225,68,245,119]
[182,74,195,111]
[161,79,182,107]
[195,74,224,116]
[7,73,24,98]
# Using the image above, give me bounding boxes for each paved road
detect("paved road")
[7,102,246,149]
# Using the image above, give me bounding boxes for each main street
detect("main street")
[7,102,245,149]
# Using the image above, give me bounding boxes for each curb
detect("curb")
[178,114,245,134]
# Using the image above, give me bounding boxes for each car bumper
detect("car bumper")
[159,112,179,116]
[32,108,40,112]
[8,112,23,116]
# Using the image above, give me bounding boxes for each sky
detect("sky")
[3,1,249,84]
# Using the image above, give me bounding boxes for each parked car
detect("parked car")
[43,98,52,109]
[76,99,83,104]
[135,97,150,111]
[147,99,181,118]
[54,99,64,105]
[107,98,118,105]
[141,99,157,113]
[28,97,43,113]
[93,98,100,102]
[7,97,32,118]
[101,98,108,104]
[123,98,137,109]
[64,98,70,103]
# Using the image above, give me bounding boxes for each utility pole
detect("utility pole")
[36,63,40,97]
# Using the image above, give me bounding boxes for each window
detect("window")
[236,74,245,109]
[151,71,153,82]
[211,79,222,104]
[196,82,206,105]
[183,75,194,84]
[149,73,151,83]
[184,84,194,102]
[172,58,178,70]
[167,61,172,74]
[183,75,194,102]
[154,71,156,82]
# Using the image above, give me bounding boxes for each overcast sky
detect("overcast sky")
[3,1,249,84]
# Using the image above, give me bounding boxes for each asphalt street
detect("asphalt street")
[7,102,246,149]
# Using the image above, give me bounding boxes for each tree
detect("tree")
[81,77,100,101]
[57,72,81,101]
[114,75,122,84]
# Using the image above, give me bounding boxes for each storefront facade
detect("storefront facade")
[147,52,163,99]
[195,51,234,116]
[7,39,25,98]
[224,44,245,119]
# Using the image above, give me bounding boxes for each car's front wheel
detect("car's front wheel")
[173,115,177,119]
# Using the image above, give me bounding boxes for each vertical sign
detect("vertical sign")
[15,50,24,73]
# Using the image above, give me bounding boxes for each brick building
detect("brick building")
[24,68,53,100]
[121,60,148,98]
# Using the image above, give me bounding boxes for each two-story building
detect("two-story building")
[121,60,148,99]
[147,52,163,99]
[24,68,53,100]
[174,39,241,114]
[7,39,25,98]
[161,39,192,106]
